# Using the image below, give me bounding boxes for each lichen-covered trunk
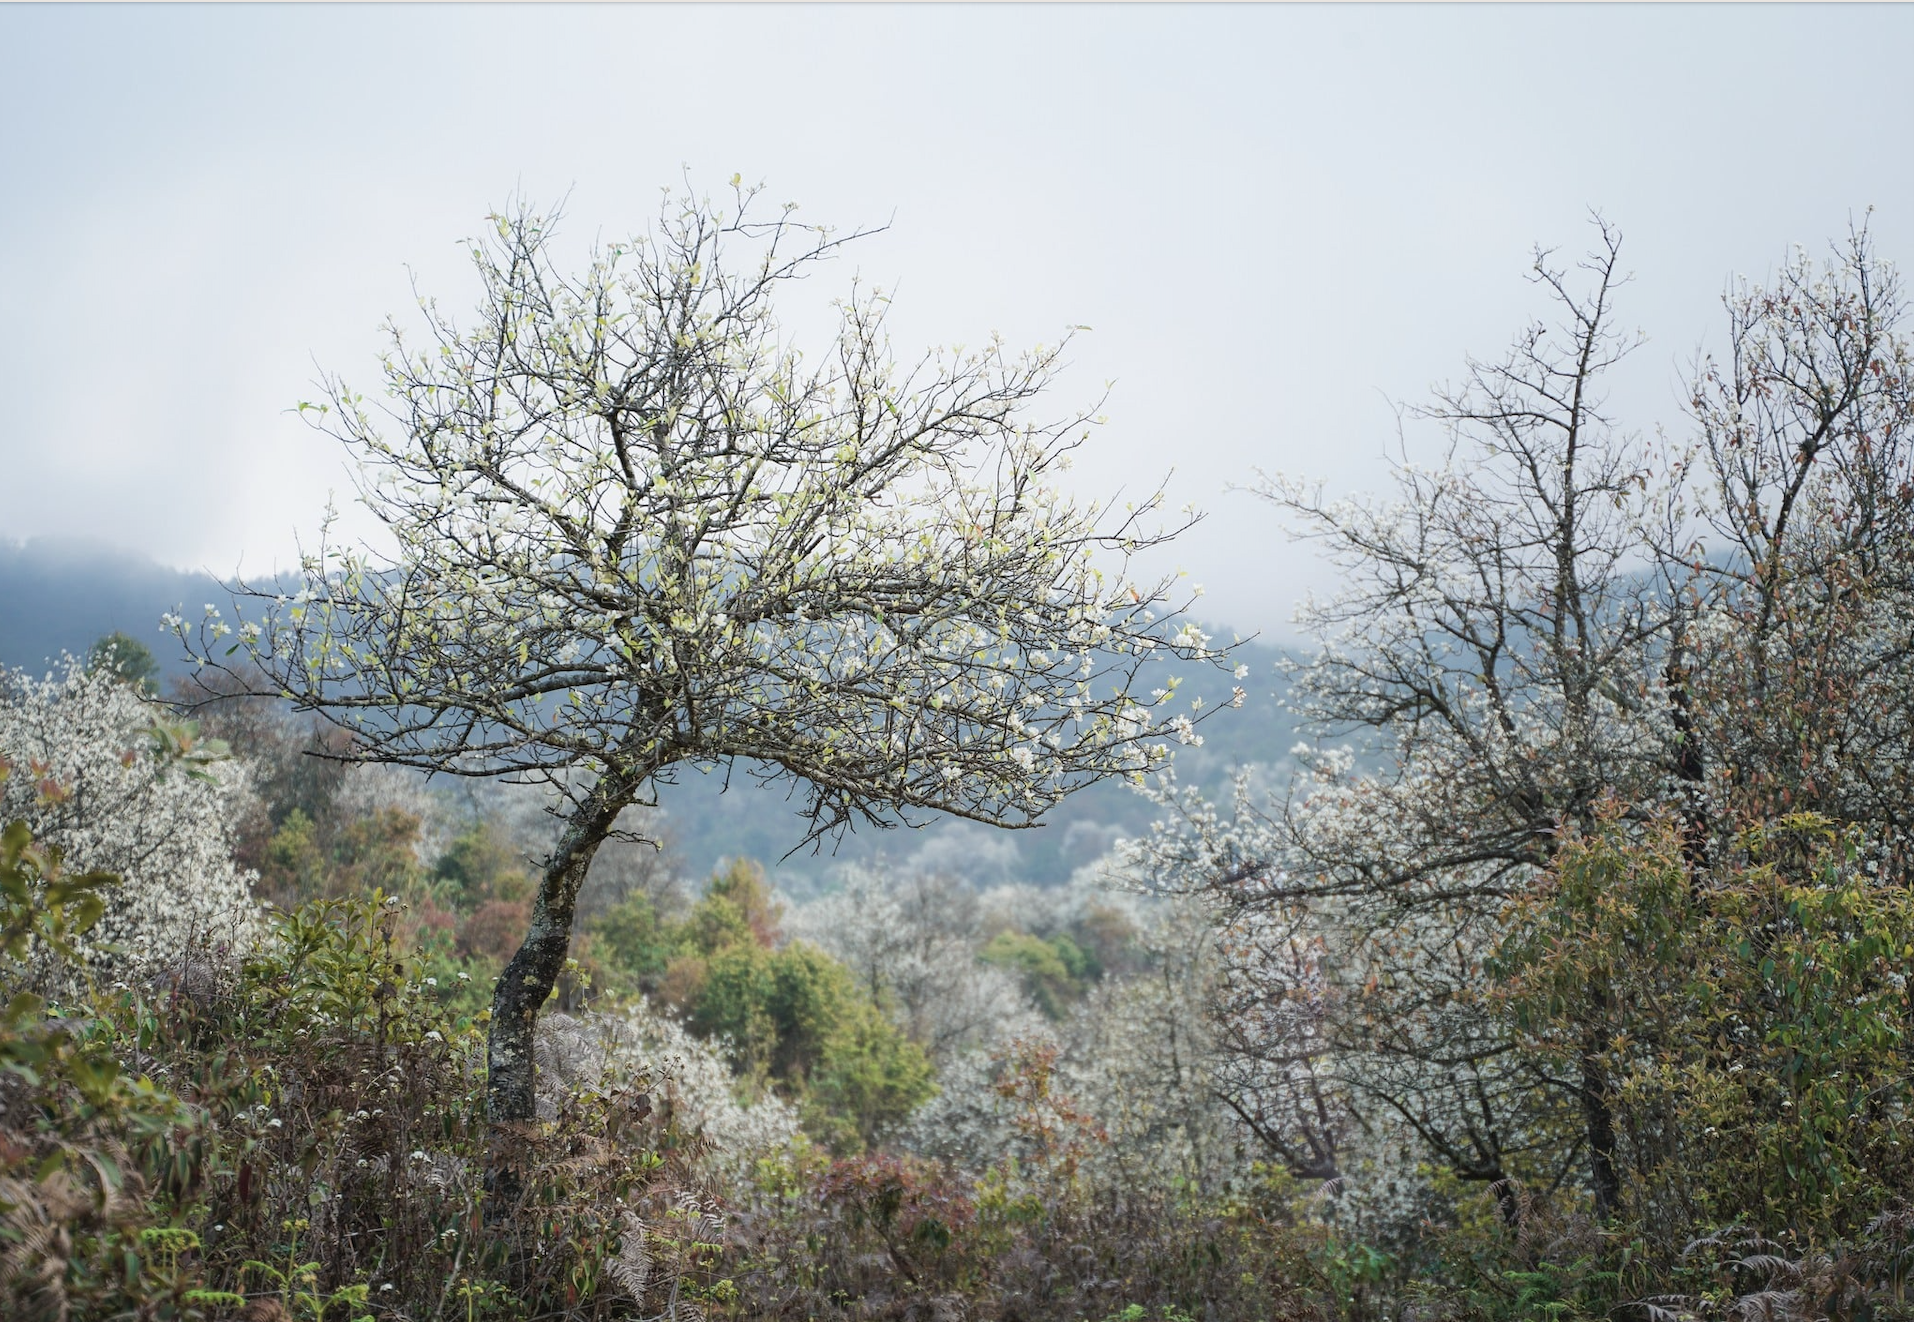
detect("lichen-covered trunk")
[483,772,633,1215]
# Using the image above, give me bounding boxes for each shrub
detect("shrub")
[717,1143,1326,1322]
[588,891,673,990]
[978,931,1089,1020]
[1494,812,1914,1248]
[0,816,203,1320]
[0,661,258,973]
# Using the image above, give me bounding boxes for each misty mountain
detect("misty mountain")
[0,535,1306,889]
[648,627,1302,892]
[0,536,227,677]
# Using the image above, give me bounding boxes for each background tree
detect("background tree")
[85,631,159,693]
[1132,222,1914,1269]
[176,185,1219,1205]
[1685,223,1914,839]
[1140,222,1685,1220]
[792,866,1036,1064]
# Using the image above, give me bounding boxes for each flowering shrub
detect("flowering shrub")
[536,1002,804,1177]
[0,661,259,971]
[790,866,1043,1066]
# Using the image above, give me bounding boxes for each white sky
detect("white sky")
[4,3,1912,639]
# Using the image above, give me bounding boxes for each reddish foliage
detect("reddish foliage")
[817,1152,978,1271]
[457,897,532,963]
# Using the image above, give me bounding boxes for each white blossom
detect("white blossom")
[0,661,260,974]
[534,1004,800,1175]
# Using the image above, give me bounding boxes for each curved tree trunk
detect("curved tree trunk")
[483,771,634,1215]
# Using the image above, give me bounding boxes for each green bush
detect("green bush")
[979,930,1090,1019]
[587,890,672,988]
[86,631,160,692]
[691,940,934,1153]
[1495,813,1914,1244]
[0,816,205,1319]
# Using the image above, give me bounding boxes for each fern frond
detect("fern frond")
[607,1210,651,1303]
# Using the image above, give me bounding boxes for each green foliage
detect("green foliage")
[240,1216,375,1322]
[331,808,428,895]
[980,929,1095,1019]
[0,818,198,1319]
[581,858,934,1153]
[1492,810,1914,1281]
[86,631,160,692]
[1,815,115,985]
[261,806,324,902]
[586,890,671,987]
[690,937,934,1153]
[798,976,939,1156]
[698,858,783,951]
[259,804,427,906]
[1,830,710,1321]
[432,820,531,906]
[682,892,760,961]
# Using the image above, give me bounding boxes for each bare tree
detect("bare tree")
[176,186,1219,1208]
[1269,220,1682,1221]
[1133,221,1686,1221]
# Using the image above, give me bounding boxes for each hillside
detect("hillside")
[0,535,1305,888]
[0,536,221,678]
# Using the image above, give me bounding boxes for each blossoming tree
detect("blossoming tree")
[177,187,1220,1201]
[1686,223,1914,839]
[0,661,259,977]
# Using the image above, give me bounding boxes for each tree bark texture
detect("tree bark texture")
[1580,1019,1622,1222]
[483,771,635,1213]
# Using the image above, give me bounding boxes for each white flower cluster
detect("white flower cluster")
[789,865,1043,1066]
[534,1003,800,1175]
[1056,905,1251,1197]
[0,661,260,973]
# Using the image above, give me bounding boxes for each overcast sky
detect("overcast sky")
[4,3,1912,639]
